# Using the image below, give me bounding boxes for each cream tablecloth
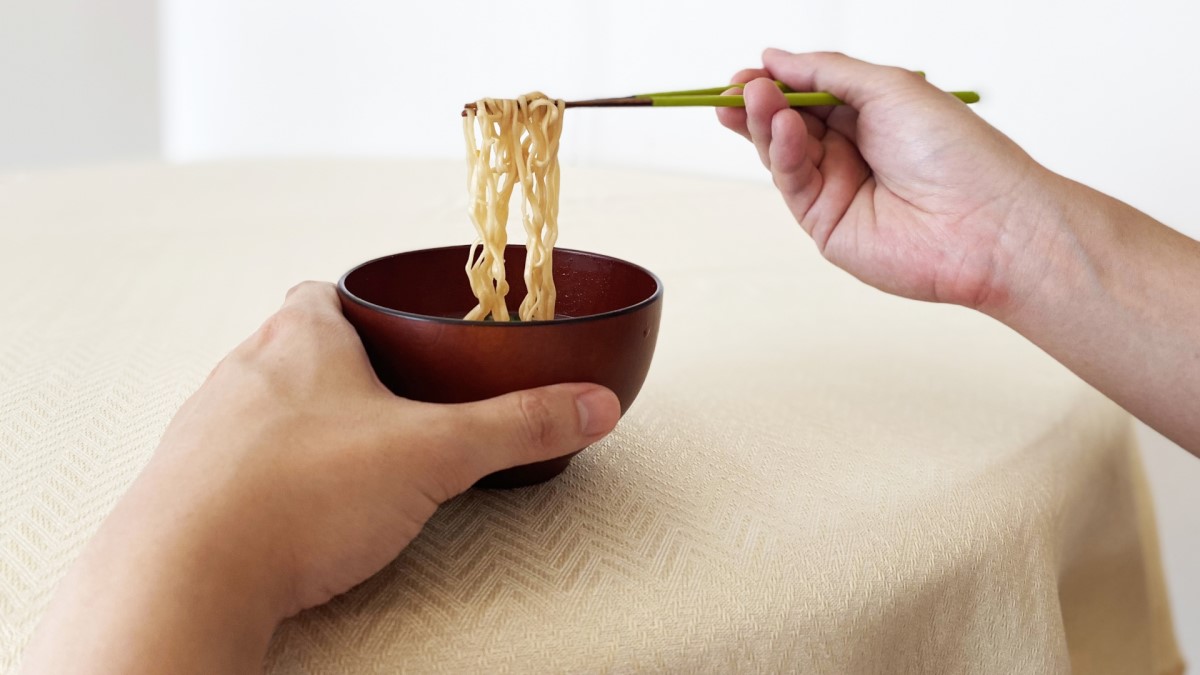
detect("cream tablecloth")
[0,160,1183,674]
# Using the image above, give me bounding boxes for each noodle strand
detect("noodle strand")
[463,94,564,321]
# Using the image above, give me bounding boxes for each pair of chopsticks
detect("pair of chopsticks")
[461,79,980,115]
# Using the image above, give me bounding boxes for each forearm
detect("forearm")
[992,172,1200,453]
[20,475,282,674]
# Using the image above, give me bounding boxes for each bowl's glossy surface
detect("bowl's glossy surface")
[337,244,663,488]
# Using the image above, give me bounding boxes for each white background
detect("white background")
[3,0,1199,662]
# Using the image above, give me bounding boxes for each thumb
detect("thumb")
[437,383,621,484]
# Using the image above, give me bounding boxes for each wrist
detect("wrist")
[976,168,1107,327]
[969,166,1200,450]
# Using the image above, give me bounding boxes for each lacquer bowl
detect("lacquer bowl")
[337,244,663,488]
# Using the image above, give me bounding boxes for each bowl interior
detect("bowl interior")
[341,245,660,321]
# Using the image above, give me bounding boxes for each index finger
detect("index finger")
[762,49,923,111]
[717,67,771,140]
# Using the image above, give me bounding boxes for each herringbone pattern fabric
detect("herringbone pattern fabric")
[0,160,1183,673]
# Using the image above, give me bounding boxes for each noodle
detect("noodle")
[462,93,564,321]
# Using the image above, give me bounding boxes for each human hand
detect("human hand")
[718,49,1200,457]
[718,49,1062,312]
[21,281,620,674]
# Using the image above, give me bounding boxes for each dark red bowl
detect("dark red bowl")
[337,244,663,488]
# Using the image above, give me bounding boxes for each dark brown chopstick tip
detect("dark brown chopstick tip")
[563,97,651,108]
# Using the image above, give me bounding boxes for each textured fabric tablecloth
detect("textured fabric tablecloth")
[0,160,1183,674]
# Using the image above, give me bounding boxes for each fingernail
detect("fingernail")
[575,388,616,436]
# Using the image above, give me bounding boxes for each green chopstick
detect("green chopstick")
[648,90,980,108]
[635,72,927,98]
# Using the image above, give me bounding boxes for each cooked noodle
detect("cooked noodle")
[462,93,564,321]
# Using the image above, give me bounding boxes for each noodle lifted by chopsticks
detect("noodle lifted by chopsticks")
[462,93,564,321]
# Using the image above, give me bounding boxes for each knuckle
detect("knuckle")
[285,280,325,299]
[263,305,314,338]
[887,65,920,83]
[514,390,558,451]
[771,170,786,190]
[250,305,336,352]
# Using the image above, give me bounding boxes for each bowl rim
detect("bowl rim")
[337,245,663,327]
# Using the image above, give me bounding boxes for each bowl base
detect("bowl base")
[474,450,582,489]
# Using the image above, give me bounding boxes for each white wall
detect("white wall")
[160,1,843,181]
[3,0,1199,662]
[0,0,159,169]
[158,0,1200,241]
